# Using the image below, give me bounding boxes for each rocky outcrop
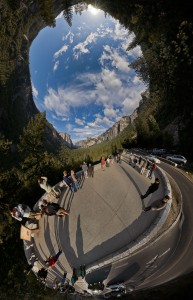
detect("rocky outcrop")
[59,132,73,148]
[99,116,130,142]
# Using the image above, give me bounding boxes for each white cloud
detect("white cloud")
[53,60,59,72]
[51,114,69,122]
[62,31,74,43]
[54,45,68,59]
[114,22,128,39]
[128,45,142,58]
[103,107,120,119]
[72,68,145,112]
[44,85,95,117]
[96,25,113,37]
[88,114,114,128]
[75,118,85,126]
[44,66,145,128]
[99,68,122,89]
[72,125,107,142]
[122,97,137,115]
[121,87,145,116]
[132,75,141,85]
[66,123,74,132]
[73,32,98,59]
[32,82,38,98]
[100,46,130,72]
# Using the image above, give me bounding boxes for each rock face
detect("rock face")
[75,113,138,148]
[59,132,73,148]
[99,116,131,142]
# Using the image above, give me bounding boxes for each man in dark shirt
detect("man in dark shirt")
[141,178,160,199]
[41,200,69,216]
[63,170,74,192]
[143,195,170,212]
[88,164,94,177]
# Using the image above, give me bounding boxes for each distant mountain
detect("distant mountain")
[75,91,151,149]
[75,110,138,148]
[74,117,129,148]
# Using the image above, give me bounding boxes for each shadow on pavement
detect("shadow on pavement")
[106,262,140,285]
[85,265,112,284]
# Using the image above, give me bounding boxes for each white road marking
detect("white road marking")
[146,255,158,265]
[158,248,170,258]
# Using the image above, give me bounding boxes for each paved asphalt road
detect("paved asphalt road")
[138,161,193,288]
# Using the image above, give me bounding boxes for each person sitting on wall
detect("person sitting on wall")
[10,204,42,222]
[143,195,170,212]
[40,200,69,217]
[38,176,60,198]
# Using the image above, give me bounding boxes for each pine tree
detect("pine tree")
[62,0,73,27]
[18,112,49,184]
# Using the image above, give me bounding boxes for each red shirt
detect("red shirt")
[101,158,105,165]
[49,256,57,267]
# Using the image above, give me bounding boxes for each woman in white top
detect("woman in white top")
[38,177,60,198]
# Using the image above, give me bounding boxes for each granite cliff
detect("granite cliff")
[59,132,73,148]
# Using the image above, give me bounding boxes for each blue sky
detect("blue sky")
[30,5,146,143]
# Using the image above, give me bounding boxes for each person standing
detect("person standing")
[45,249,62,269]
[70,170,80,190]
[37,267,48,283]
[82,162,88,177]
[146,160,150,170]
[140,159,147,175]
[88,164,94,177]
[63,171,74,192]
[71,268,78,286]
[106,157,110,167]
[101,157,106,171]
[143,195,170,211]
[61,271,69,285]
[141,178,160,199]
[148,162,157,179]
